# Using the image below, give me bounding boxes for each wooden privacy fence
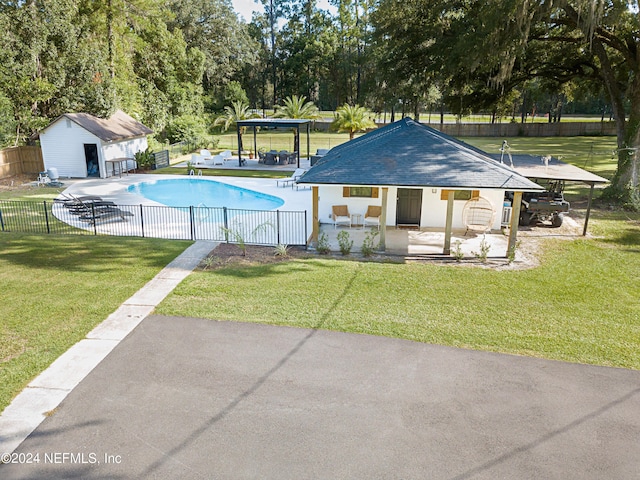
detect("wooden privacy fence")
[0,146,44,179]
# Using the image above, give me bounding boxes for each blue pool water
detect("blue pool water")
[128,178,284,210]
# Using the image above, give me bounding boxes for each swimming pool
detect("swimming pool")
[128,178,285,210]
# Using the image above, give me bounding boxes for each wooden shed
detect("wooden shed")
[39,110,153,179]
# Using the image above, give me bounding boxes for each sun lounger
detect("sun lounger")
[78,207,134,224]
[276,168,307,188]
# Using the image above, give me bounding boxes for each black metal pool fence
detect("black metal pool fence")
[0,200,308,246]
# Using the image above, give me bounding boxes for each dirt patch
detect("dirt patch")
[0,174,35,190]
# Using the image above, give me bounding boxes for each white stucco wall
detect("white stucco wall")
[318,185,507,230]
[40,117,102,178]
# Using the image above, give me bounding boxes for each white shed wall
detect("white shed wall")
[318,185,506,230]
[102,137,148,178]
[40,118,102,178]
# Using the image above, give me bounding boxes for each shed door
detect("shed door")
[396,188,422,225]
[84,144,99,177]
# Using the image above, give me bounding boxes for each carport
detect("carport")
[493,154,609,235]
[236,118,311,168]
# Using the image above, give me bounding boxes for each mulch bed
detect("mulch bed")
[199,243,313,270]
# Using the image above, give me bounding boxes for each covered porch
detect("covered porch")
[318,224,510,258]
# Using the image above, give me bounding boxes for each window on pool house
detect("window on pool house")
[343,186,379,198]
[440,189,480,201]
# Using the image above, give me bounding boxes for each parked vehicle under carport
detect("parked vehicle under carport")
[518,180,570,227]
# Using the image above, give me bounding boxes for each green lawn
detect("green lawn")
[156,211,640,370]
[0,234,191,412]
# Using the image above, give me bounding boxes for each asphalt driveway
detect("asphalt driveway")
[1,315,639,479]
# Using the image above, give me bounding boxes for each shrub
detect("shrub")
[361,230,379,257]
[472,235,491,263]
[337,230,353,255]
[452,240,464,262]
[134,147,155,170]
[165,114,209,149]
[316,232,331,254]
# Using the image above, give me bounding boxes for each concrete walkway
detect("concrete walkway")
[0,240,217,456]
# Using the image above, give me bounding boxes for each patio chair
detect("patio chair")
[462,197,495,235]
[278,151,289,165]
[332,205,351,229]
[363,205,382,230]
[200,149,212,162]
[37,172,50,186]
[265,152,277,165]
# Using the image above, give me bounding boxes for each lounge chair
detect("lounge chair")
[332,205,351,229]
[67,201,117,214]
[275,168,307,188]
[78,207,134,224]
[220,150,233,162]
[55,194,103,206]
[200,149,213,163]
[363,205,382,230]
[211,154,224,165]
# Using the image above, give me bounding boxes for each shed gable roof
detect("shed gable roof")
[51,110,153,142]
[298,118,542,191]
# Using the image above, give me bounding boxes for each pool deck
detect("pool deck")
[57,174,525,262]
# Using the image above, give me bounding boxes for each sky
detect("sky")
[231,0,335,22]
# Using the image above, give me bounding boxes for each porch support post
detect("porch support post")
[508,191,523,257]
[583,183,595,236]
[237,126,243,167]
[443,190,455,255]
[253,127,257,157]
[311,186,319,245]
[380,187,388,251]
[306,124,310,166]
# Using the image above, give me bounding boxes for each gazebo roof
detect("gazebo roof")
[298,118,542,191]
[236,118,311,129]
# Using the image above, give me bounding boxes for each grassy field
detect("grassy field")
[0,131,635,413]
[0,234,191,412]
[156,211,640,370]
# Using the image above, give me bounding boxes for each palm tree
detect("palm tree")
[213,101,259,151]
[273,95,320,119]
[273,95,320,154]
[332,104,376,140]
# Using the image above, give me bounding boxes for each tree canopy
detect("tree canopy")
[1,0,638,206]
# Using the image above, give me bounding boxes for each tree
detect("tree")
[371,0,640,207]
[273,94,319,119]
[331,103,375,139]
[213,101,259,150]
[273,94,319,152]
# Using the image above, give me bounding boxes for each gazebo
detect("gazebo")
[235,118,311,168]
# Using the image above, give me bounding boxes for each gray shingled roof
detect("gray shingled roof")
[298,118,542,191]
[59,110,153,142]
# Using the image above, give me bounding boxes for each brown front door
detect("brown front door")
[396,188,422,225]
